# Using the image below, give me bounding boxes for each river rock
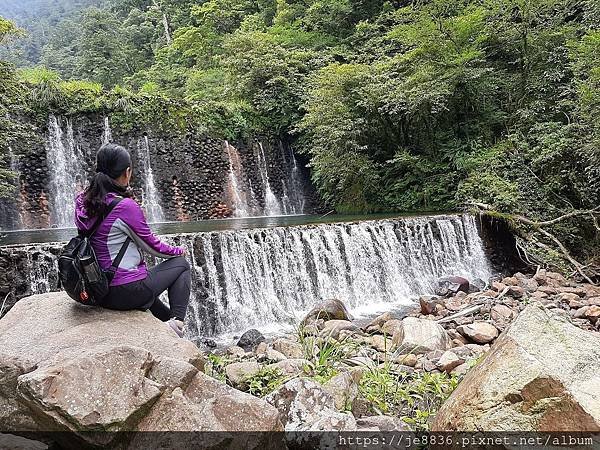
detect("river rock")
[265,348,287,362]
[368,334,395,352]
[432,304,600,431]
[237,329,266,352]
[490,304,515,323]
[265,378,356,432]
[419,296,443,315]
[301,299,352,326]
[585,305,600,323]
[269,359,310,377]
[323,369,362,411]
[0,292,280,449]
[435,276,470,297]
[225,361,261,386]
[272,338,304,359]
[391,317,449,354]
[364,311,395,333]
[436,350,464,373]
[381,318,403,336]
[320,320,359,340]
[226,345,247,358]
[457,322,499,344]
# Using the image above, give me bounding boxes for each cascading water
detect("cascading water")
[279,142,306,215]
[46,115,87,228]
[224,140,253,217]
[3,214,493,339]
[256,143,282,216]
[136,136,164,223]
[102,117,112,145]
[182,214,492,337]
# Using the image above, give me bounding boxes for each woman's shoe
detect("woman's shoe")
[167,318,184,338]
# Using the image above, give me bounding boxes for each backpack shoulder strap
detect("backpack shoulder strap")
[87,197,124,237]
[107,237,131,278]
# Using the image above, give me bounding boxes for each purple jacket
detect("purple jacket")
[75,192,184,286]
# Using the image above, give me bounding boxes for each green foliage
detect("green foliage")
[359,365,459,430]
[297,326,358,382]
[204,353,231,383]
[244,366,287,397]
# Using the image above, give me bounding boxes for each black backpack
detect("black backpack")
[58,197,131,305]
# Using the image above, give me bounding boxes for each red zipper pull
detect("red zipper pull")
[80,290,89,302]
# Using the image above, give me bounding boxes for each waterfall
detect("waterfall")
[136,136,164,223]
[46,115,87,228]
[224,140,252,217]
[4,214,493,339]
[102,117,112,145]
[182,214,492,337]
[279,142,306,215]
[256,143,282,216]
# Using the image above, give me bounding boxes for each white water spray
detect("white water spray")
[136,136,164,223]
[182,214,492,337]
[102,117,112,145]
[256,142,282,216]
[46,115,86,228]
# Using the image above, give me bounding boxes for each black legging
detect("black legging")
[101,256,191,321]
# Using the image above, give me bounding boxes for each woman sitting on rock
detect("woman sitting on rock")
[74,143,190,337]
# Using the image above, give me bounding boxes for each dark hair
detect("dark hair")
[84,143,132,218]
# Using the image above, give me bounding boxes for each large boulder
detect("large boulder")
[0,293,282,449]
[132,372,283,449]
[432,304,600,431]
[391,317,449,354]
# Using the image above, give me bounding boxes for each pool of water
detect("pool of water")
[0,212,444,246]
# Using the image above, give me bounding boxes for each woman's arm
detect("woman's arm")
[115,198,185,258]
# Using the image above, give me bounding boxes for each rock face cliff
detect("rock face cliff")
[0,292,283,449]
[0,113,318,230]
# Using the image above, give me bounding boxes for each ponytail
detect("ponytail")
[84,143,133,218]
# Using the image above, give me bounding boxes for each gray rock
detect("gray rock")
[272,338,304,359]
[225,361,261,386]
[237,329,265,352]
[265,378,356,432]
[391,317,449,354]
[323,369,363,411]
[457,322,499,344]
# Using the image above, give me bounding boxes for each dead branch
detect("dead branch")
[437,304,484,324]
[468,201,599,283]
[515,206,600,227]
[538,228,596,285]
